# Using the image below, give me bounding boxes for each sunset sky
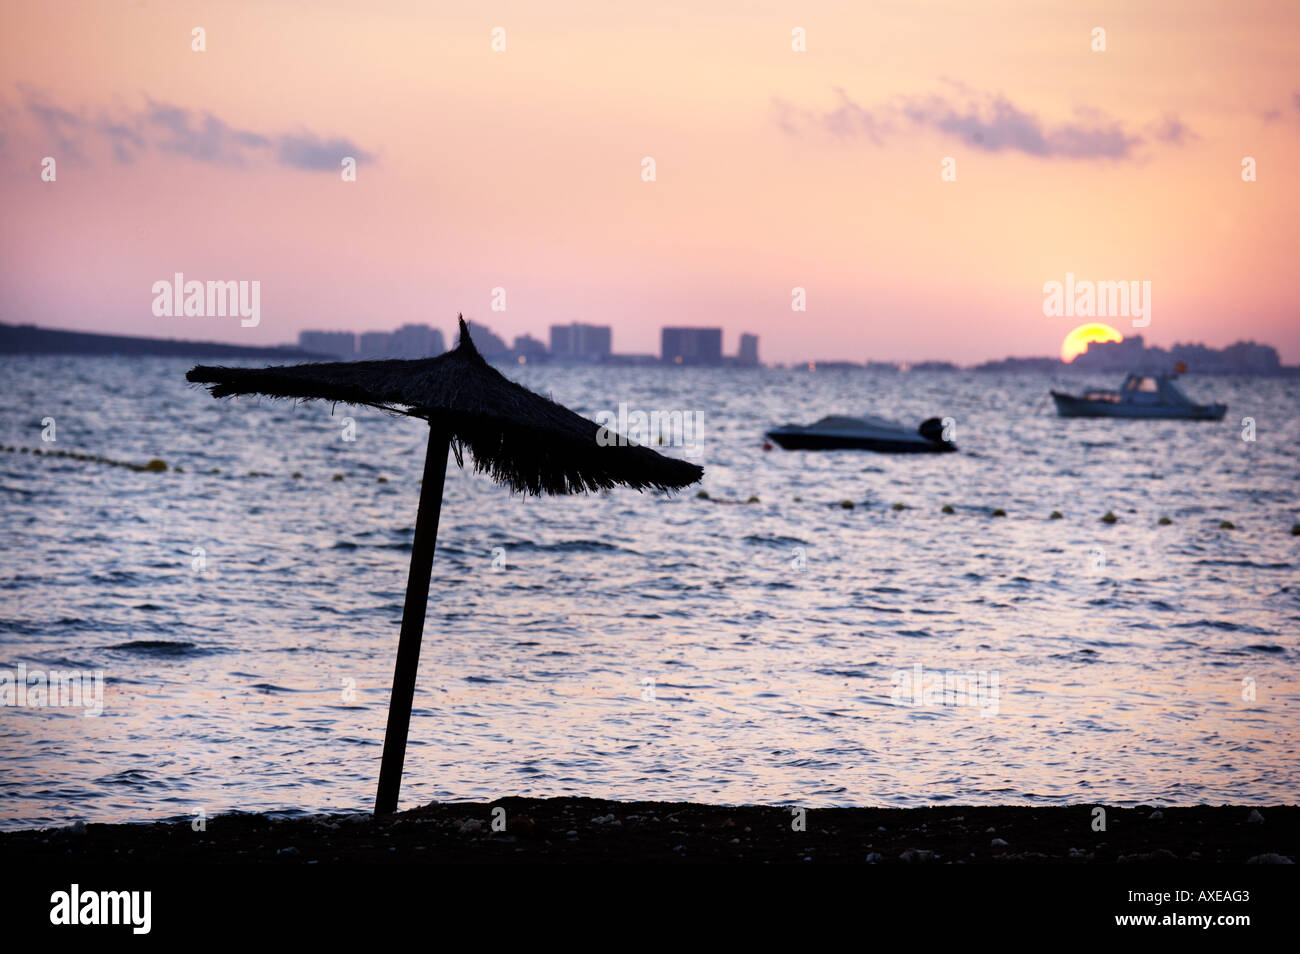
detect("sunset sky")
[2,0,1298,363]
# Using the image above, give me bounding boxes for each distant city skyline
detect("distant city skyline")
[288,318,1286,374]
[298,320,762,366]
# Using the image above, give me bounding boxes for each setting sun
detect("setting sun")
[1060,323,1124,363]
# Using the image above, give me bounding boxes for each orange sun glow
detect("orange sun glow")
[1061,323,1123,363]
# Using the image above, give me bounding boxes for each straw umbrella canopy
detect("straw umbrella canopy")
[187,316,702,813]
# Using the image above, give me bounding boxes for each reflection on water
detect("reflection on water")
[0,355,1296,828]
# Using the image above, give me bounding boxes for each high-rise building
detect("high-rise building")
[358,331,393,359]
[461,321,508,356]
[298,330,356,359]
[549,323,612,361]
[512,333,548,359]
[549,325,574,358]
[388,323,445,359]
[661,327,723,366]
[737,333,759,367]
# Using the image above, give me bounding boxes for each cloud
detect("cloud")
[1147,114,1196,147]
[771,98,808,137]
[97,120,146,164]
[22,88,87,158]
[12,87,373,172]
[777,86,1185,161]
[276,132,373,170]
[820,87,895,144]
[1256,93,1300,127]
[905,94,1053,155]
[145,100,270,165]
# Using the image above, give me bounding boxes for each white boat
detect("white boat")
[766,415,956,453]
[1051,373,1226,420]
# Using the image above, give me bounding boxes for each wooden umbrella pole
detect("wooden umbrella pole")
[374,424,451,815]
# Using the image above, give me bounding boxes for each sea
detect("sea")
[0,355,1296,830]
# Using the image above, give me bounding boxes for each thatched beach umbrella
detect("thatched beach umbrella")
[187,316,702,813]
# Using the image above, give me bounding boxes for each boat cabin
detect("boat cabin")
[1120,373,1194,406]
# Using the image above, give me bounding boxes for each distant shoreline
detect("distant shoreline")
[3,321,1296,374]
[0,322,326,361]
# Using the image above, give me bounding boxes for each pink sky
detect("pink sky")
[2,0,1298,363]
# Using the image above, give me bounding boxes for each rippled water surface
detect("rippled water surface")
[1,356,1297,829]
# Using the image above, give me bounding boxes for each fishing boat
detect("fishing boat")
[1051,373,1226,420]
[766,415,957,453]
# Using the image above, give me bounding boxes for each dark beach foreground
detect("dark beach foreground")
[3,799,1296,864]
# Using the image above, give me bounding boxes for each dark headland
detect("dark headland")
[2,799,1295,864]
[0,322,325,360]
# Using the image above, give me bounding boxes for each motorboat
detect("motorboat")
[1051,373,1226,420]
[766,414,957,453]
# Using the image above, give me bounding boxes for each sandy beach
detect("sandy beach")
[4,799,1295,864]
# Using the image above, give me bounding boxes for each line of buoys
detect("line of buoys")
[13,440,1296,535]
[750,489,1284,531]
[2,444,171,472]
[3,445,400,483]
[692,489,765,505]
